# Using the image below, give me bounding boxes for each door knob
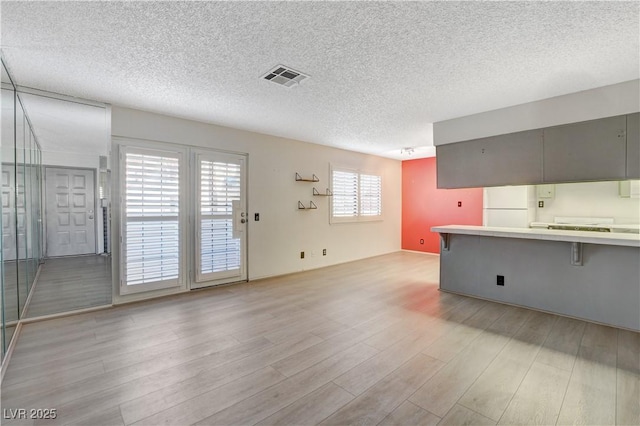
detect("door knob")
[240,218,246,224]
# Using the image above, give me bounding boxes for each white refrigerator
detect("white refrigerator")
[483,186,536,228]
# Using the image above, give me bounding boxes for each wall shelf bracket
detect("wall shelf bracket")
[440,233,450,251]
[571,242,583,266]
[298,200,318,210]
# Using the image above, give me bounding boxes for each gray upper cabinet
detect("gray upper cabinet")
[627,113,639,179]
[436,113,638,188]
[543,115,627,182]
[436,129,543,188]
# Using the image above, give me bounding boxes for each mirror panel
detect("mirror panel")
[0,59,45,359]
[1,60,17,359]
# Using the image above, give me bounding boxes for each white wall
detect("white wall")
[434,79,640,145]
[536,181,640,224]
[41,149,103,169]
[111,107,401,299]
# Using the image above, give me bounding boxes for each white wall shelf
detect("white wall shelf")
[313,187,333,196]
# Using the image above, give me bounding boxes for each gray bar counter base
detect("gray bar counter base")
[432,226,640,331]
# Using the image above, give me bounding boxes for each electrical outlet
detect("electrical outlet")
[457,201,462,207]
[300,251,304,259]
[538,201,544,208]
[322,249,326,256]
[419,239,424,244]
[255,213,260,221]
[497,275,505,286]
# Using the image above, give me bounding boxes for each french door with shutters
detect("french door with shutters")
[118,141,247,295]
[120,146,185,294]
[192,150,247,288]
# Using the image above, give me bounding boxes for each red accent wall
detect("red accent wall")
[402,157,483,253]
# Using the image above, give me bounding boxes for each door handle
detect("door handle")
[240,218,246,224]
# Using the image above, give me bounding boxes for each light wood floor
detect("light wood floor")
[25,255,112,318]
[1,251,638,425]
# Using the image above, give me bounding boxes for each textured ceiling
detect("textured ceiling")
[1,1,638,160]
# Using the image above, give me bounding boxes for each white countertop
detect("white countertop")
[431,225,640,248]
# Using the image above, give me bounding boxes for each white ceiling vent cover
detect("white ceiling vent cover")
[262,65,309,88]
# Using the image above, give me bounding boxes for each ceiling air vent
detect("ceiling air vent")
[262,65,309,88]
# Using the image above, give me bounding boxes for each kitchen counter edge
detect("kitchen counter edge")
[431,225,640,248]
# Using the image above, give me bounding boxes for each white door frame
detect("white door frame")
[43,165,98,258]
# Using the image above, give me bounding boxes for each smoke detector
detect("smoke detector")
[262,65,309,88]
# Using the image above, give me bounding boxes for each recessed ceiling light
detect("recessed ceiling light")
[262,65,309,88]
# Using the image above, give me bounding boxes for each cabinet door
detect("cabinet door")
[543,115,626,182]
[436,129,543,188]
[627,113,639,179]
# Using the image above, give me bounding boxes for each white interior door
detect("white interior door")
[45,167,96,257]
[193,151,247,288]
[2,164,16,261]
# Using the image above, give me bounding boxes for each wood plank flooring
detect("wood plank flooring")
[1,251,638,425]
[25,255,112,318]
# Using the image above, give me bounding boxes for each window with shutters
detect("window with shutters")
[121,147,182,291]
[331,166,382,223]
[359,174,382,216]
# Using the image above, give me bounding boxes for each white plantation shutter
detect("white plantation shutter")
[331,167,382,222]
[359,174,382,216]
[123,149,181,287]
[199,159,241,280]
[332,170,358,218]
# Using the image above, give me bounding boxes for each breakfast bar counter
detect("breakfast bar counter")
[432,225,640,247]
[432,225,640,331]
